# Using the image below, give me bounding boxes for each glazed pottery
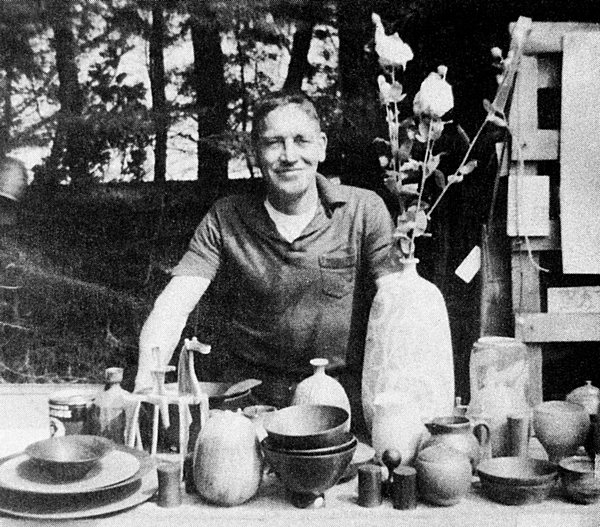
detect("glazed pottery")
[25,435,114,481]
[263,405,349,450]
[261,437,357,507]
[558,456,600,504]
[421,416,490,471]
[467,336,531,457]
[371,391,427,465]
[533,401,590,462]
[362,259,455,431]
[477,457,558,505]
[292,358,351,428]
[566,381,600,416]
[414,445,472,506]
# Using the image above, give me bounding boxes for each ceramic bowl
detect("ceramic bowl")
[263,405,350,449]
[262,432,356,456]
[477,457,558,505]
[558,456,600,504]
[533,400,590,462]
[261,436,356,501]
[25,435,114,481]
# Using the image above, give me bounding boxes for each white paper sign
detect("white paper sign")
[455,246,481,283]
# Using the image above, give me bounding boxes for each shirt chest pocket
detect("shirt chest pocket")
[318,251,356,299]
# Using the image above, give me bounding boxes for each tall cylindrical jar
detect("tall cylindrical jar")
[292,358,351,429]
[467,336,530,457]
[362,259,455,433]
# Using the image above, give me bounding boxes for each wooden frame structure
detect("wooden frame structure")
[508,22,600,403]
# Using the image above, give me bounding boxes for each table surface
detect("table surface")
[1,386,599,526]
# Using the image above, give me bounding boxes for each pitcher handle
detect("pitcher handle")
[473,420,491,447]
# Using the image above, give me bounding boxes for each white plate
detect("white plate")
[0,468,157,520]
[0,449,140,495]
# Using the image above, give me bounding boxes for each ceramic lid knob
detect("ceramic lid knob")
[567,380,600,415]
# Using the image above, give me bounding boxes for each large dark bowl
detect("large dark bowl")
[477,457,558,505]
[25,435,114,481]
[263,405,350,450]
[262,436,357,499]
[558,456,600,504]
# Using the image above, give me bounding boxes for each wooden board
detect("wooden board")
[509,22,600,54]
[515,312,600,342]
[560,32,600,274]
[507,175,550,237]
[548,286,600,313]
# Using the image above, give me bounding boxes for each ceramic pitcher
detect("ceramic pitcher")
[421,415,490,471]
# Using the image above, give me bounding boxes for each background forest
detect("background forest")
[0,0,596,399]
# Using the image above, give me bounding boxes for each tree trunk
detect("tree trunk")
[47,0,86,184]
[189,7,229,205]
[149,0,168,183]
[336,0,380,188]
[282,19,314,91]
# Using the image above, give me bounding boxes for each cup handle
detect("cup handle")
[473,421,491,448]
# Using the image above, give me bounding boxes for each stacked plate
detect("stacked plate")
[0,438,157,520]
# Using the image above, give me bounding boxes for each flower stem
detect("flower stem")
[427,116,488,219]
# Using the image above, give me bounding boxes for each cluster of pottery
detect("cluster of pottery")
[261,404,357,508]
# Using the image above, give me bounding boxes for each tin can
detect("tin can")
[48,389,92,437]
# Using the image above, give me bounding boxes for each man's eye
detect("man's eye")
[295,136,312,145]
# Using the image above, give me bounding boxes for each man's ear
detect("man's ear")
[318,132,328,163]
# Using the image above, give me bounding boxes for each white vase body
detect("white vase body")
[362,259,455,433]
[371,390,426,465]
[292,358,351,430]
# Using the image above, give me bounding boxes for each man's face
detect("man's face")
[255,105,327,205]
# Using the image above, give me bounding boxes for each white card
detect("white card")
[455,246,481,283]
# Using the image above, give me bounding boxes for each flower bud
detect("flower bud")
[413,71,454,118]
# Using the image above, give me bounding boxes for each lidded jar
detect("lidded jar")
[567,381,600,416]
[291,358,351,427]
[467,337,530,457]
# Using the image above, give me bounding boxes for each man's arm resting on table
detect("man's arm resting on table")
[135,275,211,393]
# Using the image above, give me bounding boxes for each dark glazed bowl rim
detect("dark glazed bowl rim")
[477,457,558,486]
[261,434,357,457]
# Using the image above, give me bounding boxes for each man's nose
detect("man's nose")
[280,137,299,161]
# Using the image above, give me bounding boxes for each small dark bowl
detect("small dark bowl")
[262,436,357,498]
[559,456,600,504]
[25,435,114,481]
[263,405,349,450]
[477,457,558,505]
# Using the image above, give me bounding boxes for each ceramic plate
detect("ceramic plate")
[0,449,140,495]
[0,468,157,520]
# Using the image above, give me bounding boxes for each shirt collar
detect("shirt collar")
[315,173,348,216]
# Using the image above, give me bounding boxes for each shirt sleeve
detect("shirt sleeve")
[362,192,395,280]
[171,203,223,281]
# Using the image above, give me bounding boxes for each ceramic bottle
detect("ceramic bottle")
[87,367,128,443]
[371,390,427,465]
[362,258,455,432]
[292,358,351,428]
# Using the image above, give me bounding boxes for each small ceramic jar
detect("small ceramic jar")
[415,445,472,506]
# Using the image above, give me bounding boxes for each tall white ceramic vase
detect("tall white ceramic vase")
[362,258,455,433]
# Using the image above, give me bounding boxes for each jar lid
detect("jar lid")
[473,336,526,351]
[566,381,600,411]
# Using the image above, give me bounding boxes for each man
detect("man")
[135,91,393,415]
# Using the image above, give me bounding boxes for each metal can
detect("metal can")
[48,389,92,437]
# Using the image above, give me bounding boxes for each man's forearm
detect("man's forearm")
[135,276,211,392]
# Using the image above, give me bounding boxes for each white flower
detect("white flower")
[413,69,454,118]
[377,75,406,104]
[372,13,413,69]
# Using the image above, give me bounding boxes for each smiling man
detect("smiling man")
[135,91,393,416]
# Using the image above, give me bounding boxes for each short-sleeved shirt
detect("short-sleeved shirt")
[172,174,393,378]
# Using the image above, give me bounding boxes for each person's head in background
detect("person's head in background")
[251,91,327,214]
